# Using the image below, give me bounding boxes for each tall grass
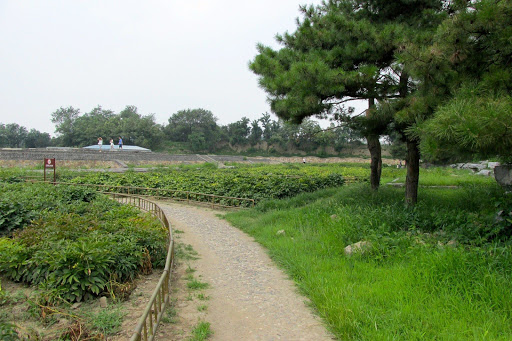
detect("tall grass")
[381,166,496,186]
[225,183,512,340]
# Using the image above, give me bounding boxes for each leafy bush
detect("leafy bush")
[0,183,168,303]
[0,201,33,235]
[61,164,349,205]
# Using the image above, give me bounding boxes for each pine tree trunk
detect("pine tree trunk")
[367,134,382,190]
[366,97,382,190]
[405,139,420,206]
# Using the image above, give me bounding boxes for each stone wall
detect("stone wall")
[0,148,247,164]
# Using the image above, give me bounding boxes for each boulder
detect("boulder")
[344,241,372,255]
[476,169,492,176]
[494,165,512,189]
[461,163,486,172]
[488,162,501,169]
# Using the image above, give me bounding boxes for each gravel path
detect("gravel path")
[157,201,335,341]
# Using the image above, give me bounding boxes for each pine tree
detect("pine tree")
[250,0,446,203]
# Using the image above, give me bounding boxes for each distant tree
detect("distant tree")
[386,130,407,161]
[188,131,207,152]
[51,105,164,149]
[165,109,219,149]
[248,119,263,146]
[259,113,274,141]
[25,129,52,148]
[326,125,364,152]
[72,106,115,146]
[51,106,80,146]
[0,124,6,147]
[0,124,28,147]
[226,117,250,146]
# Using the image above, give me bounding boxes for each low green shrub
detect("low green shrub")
[0,201,33,235]
[0,183,167,303]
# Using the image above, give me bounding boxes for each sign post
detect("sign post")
[43,158,56,183]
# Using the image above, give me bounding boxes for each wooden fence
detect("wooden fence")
[25,180,255,209]
[110,193,175,341]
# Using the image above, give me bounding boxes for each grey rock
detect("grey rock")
[99,296,108,308]
[344,241,372,255]
[461,163,486,172]
[494,165,512,189]
[446,240,458,248]
[71,302,82,310]
[488,162,501,169]
[476,169,492,176]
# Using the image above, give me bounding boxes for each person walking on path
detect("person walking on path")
[118,137,123,150]
[97,137,103,152]
[109,138,114,151]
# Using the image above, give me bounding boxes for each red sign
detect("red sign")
[43,158,56,182]
[44,158,55,168]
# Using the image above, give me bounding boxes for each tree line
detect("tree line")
[0,105,375,155]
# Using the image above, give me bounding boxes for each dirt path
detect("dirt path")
[155,202,335,341]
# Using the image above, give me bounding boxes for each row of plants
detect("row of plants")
[55,163,348,205]
[3,161,496,198]
[224,175,512,339]
[0,182,168,303]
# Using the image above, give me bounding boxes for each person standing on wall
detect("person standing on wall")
[98,137,103,152]
[110,138,114,151]
[118,137,123,150]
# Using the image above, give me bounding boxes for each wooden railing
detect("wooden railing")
[25,180,255,209]
[109,193,175,341]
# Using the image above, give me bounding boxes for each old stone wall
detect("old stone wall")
[0,148,247,164]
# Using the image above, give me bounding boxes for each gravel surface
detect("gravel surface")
[157,202,335,341]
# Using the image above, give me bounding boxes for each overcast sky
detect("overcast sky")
[0,0,332,136]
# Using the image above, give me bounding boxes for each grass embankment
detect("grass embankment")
[225,181,512,340]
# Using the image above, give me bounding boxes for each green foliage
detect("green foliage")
[52,105,164,149]
[225,179,512,339]
[189,321,213,341]
[84,304,126,335]
[0,322,19,341]
[0,182,167,303]
[0,201,33,235]
[419,91,512,163]
[62,163,349,205]
[186,276,209,290]
[404,0,512,163]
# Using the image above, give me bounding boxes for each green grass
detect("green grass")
[189,321,213,340]
[187,276,209,291]
[197,293,210,301]
[224,182,512,340]
[381,165,496,186]
[84,304,126,336]
[162,305,178,324]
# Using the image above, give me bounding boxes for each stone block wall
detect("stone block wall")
[0,148,250,164]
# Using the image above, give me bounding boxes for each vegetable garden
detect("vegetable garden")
[0,181,167,339]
